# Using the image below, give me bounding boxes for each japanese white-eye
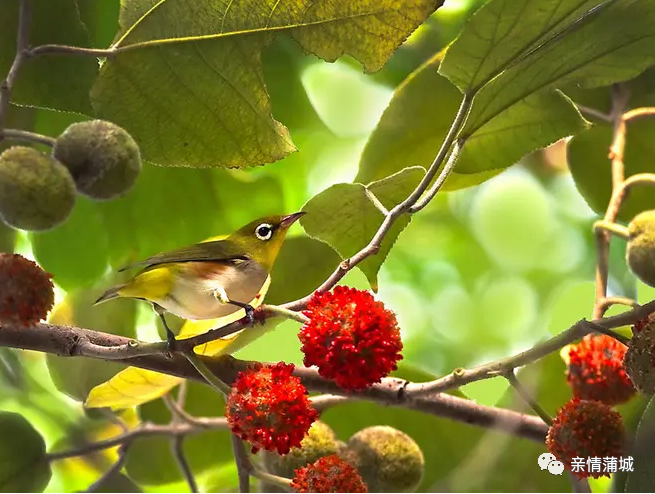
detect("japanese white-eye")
[94,212,305,346]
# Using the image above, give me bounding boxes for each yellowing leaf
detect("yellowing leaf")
[85,277,273,409]
[92,0,443,168]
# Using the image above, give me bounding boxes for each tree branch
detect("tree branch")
[0,128,56,147]
[0,0,31,131]
[593,84,630,319]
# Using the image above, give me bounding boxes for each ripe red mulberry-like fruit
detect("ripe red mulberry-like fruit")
[563,334,635,405]
[0,253,54,326]
[546,398,625,479]
[299,286,403,391]
[291,455,368,493]
[226,362,318,455]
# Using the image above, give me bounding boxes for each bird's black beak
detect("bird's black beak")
[280,211,306,229]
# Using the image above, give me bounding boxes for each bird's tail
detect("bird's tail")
[94,285,125,305]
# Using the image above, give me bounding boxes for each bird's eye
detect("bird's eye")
[255,223,273,241]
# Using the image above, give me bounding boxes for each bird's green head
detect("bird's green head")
[228,212,305,271]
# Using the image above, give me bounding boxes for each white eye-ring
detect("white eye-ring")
[255,223,273,241]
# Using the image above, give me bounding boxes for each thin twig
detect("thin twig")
[0,0,31,130]
[28,44,117,59]
[231,434,252,493]
[85,445,130,493]
[251,467,293,490]
[184,352,232,396]
[406,299,655,397]
[596,296,639,317]
[623,107,655,122]
[283,93,474,311]
[409,138,464,213]
[503,371,552,425]
[163,394,230,428]
[593,84,630,319]
[171,436,199,493]
[45,423,213,461]
[0,128,56,147]
[582,320,631,345]
[575,103,612,122]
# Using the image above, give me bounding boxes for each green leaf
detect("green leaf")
[46,280,138,402]
[439,0,605,92]
[30,197,110,291]
[457,0,655,154]
[568,118,655,223]
[0,0,98,114]
[357,53,585,186]
[626,395,655,492]
[301,167,424,290]
[0,412,51,492]
[267,235,341,305]
[321,364,484,492]
[91,0,442,168]
[125,381,235,486]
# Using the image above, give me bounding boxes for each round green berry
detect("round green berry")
[0,146,76,231]
[53,120,141,200]
[344,426,424,493]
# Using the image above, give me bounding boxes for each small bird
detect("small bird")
[94,212,305,349]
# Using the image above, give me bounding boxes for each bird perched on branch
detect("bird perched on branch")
[94,212,305,349]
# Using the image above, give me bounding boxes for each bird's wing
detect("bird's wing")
[118,240,248,271]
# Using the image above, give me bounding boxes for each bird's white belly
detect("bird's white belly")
[157,261,267,320]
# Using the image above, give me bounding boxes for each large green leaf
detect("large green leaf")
[439,0,604,93]
[0,412,51,492]
[91,0,443,168]
[568,118,655,223]
[301,167,424,290]
[321,365,484,492]
[357,52,586,186]
[455,0,655,174]
[46,280,138,402]
[625,395,655,492]
[0,0,98,114]
[125,381,235,487]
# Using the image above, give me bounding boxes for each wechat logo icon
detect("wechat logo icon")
[538,453,564,475]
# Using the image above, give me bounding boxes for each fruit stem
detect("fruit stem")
[183,352,232,396]
[584,321,631,346]
[503,371,553,425]
[251,466,293,490]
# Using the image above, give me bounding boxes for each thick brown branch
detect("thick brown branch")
[0,321,546,443]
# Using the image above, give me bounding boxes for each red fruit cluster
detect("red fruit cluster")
[291,455,368,493]
[0,253,54,326]
[546,398,625,479]
[299,286,403,390]
[226,362,318,455]
[565,334,635,405]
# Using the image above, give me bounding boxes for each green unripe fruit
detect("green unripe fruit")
[53,120,141,200]
[344,426,424,493]
[261,421,339,484]
[627,210,655,287]
[0,146,76,231]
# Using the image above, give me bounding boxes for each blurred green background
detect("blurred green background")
[1,0,653,492]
